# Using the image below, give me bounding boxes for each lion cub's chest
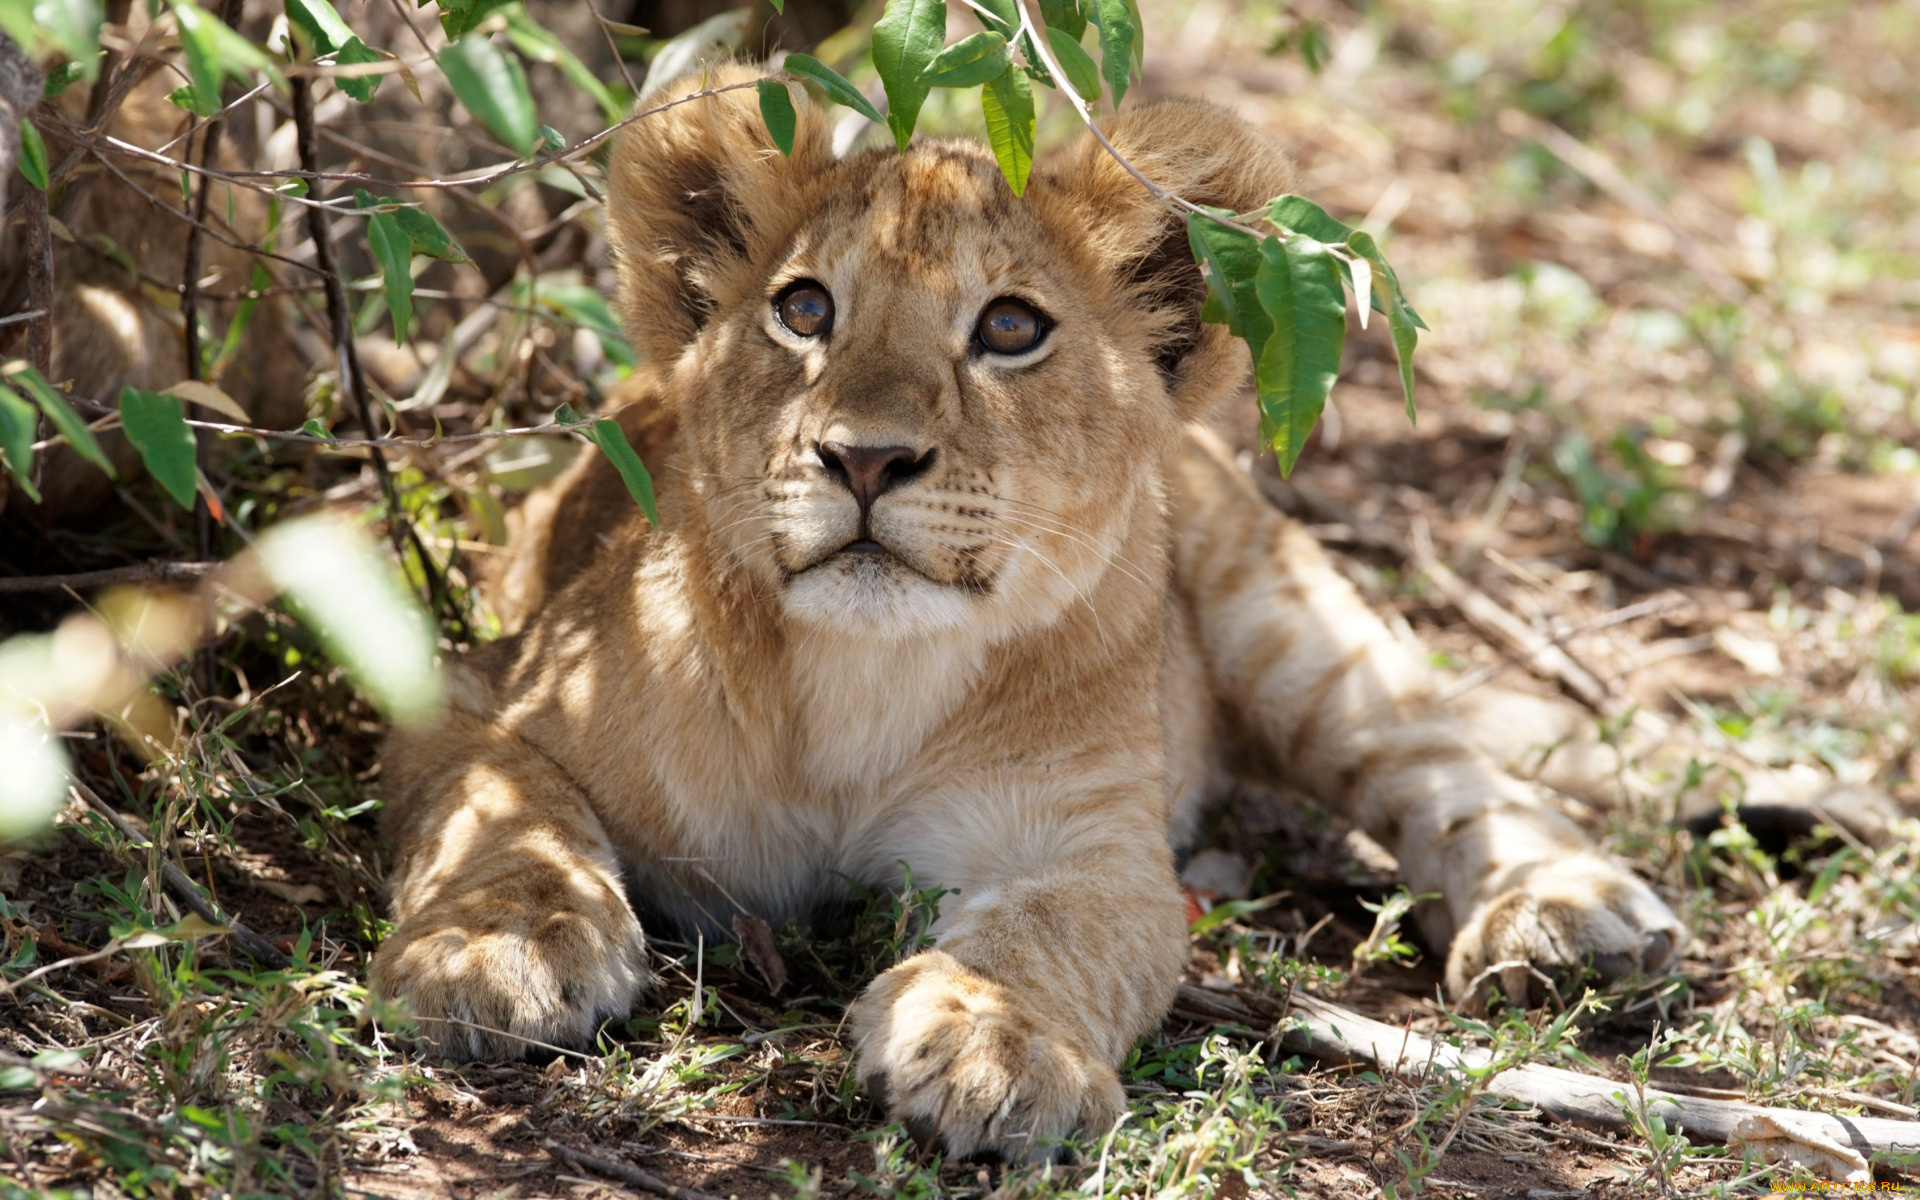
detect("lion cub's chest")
[607,629,989,932]
[786,632,987,789]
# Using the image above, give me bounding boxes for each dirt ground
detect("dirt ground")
[3,0,1919,1196]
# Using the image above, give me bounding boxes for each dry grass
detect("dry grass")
[3,0,1918,1196]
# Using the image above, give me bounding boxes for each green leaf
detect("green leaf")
[42,61,86,98]
[300,418,335,441]
[284,0,355,56]
[980,65,1035,197]
[8,365,114,480]
[584,417,657,526]
[439,33,538,154]
[1253,234,1347,476]
[256,516,444,726]
[332,37,383,102]
[1186,210,1266,338]
[171,0,280,117]
[871,0,945,150]
[767,0,783,10]
[1345,228,1427,328]
[117,387,198,510]
[0,384,39,502]
[1043,27,1101,101]
[1346,230,1420,423]
[284,0,382,100]
[782,54,882,125]
[365,211,414,342]
[756,78,796,156]
[505,4,620,122]
[0,0,102,83]
[1039,0,1086,40]
[1266,194,1353,245]
[434,0,514,40]
[1087,0,1136,109]
[354,189,470,263]
[17,119,46,190]
[971,0,1016,36]
[392,208,467,263]
[920,31,1010,88]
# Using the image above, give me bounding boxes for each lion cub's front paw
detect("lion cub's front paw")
[373,889,649,1060]
[848,951,1124,1162]
[1445,853,1682,1009]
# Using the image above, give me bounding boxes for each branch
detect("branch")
[544,1141,726,1200]
[290,75,462,640]
[1174,984,1920,1181]
[71,781,293,971]
[0,561,219,594]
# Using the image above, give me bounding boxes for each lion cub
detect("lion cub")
[373,66,1681,1159]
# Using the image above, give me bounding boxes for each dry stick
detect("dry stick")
[544,1141,726,1200]
[71,781,293,971]
[1284,475,1627,719]
[58,390,593,449]
[1437,593,1686,703]
[1176,985,1920,1169]
[289,76,463,641]
[1410,521,1623,719]
[0,560,219,594]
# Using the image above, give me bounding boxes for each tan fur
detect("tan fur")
[374,68,1682,1158]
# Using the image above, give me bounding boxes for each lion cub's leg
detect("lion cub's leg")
[373,705,649,1058]
[846,797,1188,1161]
[1171,427,1681,1004]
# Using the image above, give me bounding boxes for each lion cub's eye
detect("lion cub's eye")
[976,298,1047,355]
[775,281,834,338]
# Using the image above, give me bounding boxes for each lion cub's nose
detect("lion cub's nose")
[816,442,936,509]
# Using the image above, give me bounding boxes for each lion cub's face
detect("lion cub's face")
[608,74,1290,640]
[665,145,1176,642]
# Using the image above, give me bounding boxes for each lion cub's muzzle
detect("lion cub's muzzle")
[814,439,937,553]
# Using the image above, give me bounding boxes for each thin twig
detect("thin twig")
[1439,593,1688,702]
[1411,520,1623,718]
[0,561,219,594]
[544,1141,727,1200]
[84,80,762,198]
[59,392,594,448]
[71,781,293,971]
[290,75,462,640]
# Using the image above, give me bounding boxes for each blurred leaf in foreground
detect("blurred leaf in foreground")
[0,716,67,840]
[256,517,444,726]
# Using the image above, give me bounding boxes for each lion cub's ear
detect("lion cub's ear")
[1033,102,1298,419]
[607,66,834,365]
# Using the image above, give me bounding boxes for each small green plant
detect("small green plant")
[1352,887,1431,971]
[1550,427,1688,552]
